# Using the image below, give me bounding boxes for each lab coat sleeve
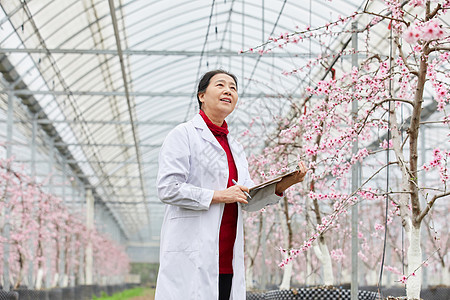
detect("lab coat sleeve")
[157,125,214,210]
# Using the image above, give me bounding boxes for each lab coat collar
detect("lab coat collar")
[192,114,223,150]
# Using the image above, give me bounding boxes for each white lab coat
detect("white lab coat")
[155,114,281,300]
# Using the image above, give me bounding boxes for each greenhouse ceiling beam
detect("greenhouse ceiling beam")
[112,0,150,234]
[14,159,157,165]
[5,89,298,98]
[0,48,312,58]
[7,141,161,148]
[77,174,155,179]
[34,119,177,125]
[53,142,160,148]
[28,119,265,126]
[0,54,130,240]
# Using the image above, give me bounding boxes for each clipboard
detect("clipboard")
[249,167,299,192]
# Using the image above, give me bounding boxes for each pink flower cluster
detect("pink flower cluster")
[399,272,416,284]
[379,139,393,150]
[399,275,408,284]
[0,157,130,288]
[330,248,345,262]
[428,56,450,111]
[408,0,425,7]
[423,148,449,183]
[402,20,445,44]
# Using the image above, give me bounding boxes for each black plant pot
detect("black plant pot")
[78,285,95,300]
[33,290,49,300]
[13,286,30,300]
[246,291,266,300]
[48,288,62,300]
[61,287,75,300]
[74,286,82,300]
[0,290,18,300]
[96,285,107,297]
[106,285,114,296]
[264,288,378,300]
[92,284,101,298]
[119,284,125,293]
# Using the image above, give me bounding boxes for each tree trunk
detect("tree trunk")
[313,239,334,286]
[279,254,293,290]
[442,265,449,287]
[279,198,293,290]
[245,260,254,290]
[406,225,422,299]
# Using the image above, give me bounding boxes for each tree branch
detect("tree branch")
[416,191,450,223]
[428,3,442,20]
[362,10,408,25]
[394,36,419,77]
[429,47,450,53]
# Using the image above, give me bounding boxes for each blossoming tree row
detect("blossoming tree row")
[243,1,449,299]
[0,155,129,289]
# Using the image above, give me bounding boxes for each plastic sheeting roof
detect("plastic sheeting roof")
[4,0,433,261]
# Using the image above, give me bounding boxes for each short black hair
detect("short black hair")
[197,69,238,109]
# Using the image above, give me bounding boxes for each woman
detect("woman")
[155,70,307,300]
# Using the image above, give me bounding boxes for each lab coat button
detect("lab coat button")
[223,173,228,178]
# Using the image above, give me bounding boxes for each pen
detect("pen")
[232,179,252,199]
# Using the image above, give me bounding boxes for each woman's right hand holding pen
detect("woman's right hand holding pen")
[212,185,249,205]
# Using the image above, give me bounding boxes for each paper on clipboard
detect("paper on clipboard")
[249,168,299,192]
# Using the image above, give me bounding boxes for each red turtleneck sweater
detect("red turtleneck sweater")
[199,110,238,274]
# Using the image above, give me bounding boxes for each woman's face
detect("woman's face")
[199,73,238,120]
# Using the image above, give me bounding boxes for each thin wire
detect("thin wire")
[184,0,216,121]
[377,19,393,298]
[241,0,288,95]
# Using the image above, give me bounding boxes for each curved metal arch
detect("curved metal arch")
[0,0,56,42]
[17,0,357,120]
[128,47,302,90]
[7,0,367,104]
[123,0,349,49]
[37,3,360,94]
[22,1,83,44]
[127,11,308,50]
[3,21,109,130]
[3,1,80,57]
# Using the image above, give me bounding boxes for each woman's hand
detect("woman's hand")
[275,161,308,195]
[212,185,249,204]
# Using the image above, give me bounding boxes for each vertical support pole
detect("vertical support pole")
[351,21,359,300]
[262,0,265,44]
[46,137,55,288]
[58,157,67,287]
[386,242,392,287]
[62,158,67,203]
[305,196,311,285]
[3,90,14,291]
[85,188,94,285]
[31,116,37,178]
[28,116,38,288]
[261,215,267,290]
[420,127,428,289]
[241,0,245,85]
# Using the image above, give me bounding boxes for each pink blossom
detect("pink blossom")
[403,25,421,44]
[421,20,444,41]
[408,0,425,7]
[399,275,408,284]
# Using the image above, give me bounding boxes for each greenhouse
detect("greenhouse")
[0,0,449,299]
